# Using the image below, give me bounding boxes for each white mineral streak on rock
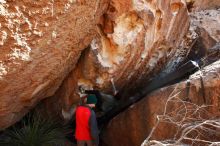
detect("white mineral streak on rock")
[142,29,154,59]
[112,14,143,47]
[0,31,7,45]
[15,6,32,30]
[97,53,112,68]
[52,30,57,39]
[189,25,198,40]
[68,0,76,3]
[0,0,6,4]
[9,47,31,61]
[97,43,124,68]
[64,3,71,12]
[33,30,43,37]
[0,62,7,79]
[34,22,38,30]
[148,50,165,70]
[42,7,50,14]
[90,39,99,50]
[115,55,124,63]
[110,78,117,94]
[0,4,34,63]
[128,72,134,79]
[0,4,6,15]
[167,2,182,39]
[97,13,144,69]
[96,77,104,85]
[45,22,49,27]
[10,32,32,61]
[49,0,54,17]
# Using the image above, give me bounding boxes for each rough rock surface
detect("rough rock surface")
[101,59,220,146]
[0,0,108,129]
[187,0,220,11]
[79,0,189,98]
[161,8,220,75]
[191,8,220,42]
[43,0,190,118]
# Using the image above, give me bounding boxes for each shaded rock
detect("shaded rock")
[0,0,108,129]
[101,60,220,146]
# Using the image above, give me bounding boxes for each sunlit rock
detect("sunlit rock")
[161,8,220,75]
[0,0,108,129]
[187,0,220,11]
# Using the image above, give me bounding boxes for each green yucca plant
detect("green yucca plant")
[0,112,68,146]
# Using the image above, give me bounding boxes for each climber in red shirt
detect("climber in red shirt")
[75,88,99,146]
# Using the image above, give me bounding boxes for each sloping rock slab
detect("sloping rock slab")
[102,60,220,146]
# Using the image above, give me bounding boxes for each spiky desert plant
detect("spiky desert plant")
[0,112,68,146]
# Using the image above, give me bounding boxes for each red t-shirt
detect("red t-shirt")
[75,106,92,140]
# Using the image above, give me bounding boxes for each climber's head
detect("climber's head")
[86,94,97,108]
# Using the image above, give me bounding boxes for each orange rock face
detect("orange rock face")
[79,0,189,98]
[45,0,189,119]
[0,0,108,129]
[0,0,190,130]
[102,60,220,146]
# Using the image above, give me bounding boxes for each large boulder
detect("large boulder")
[101,59,220,146]
[162,7,220,75]
[0,0,108,130]
[190,8,220,42]
[78,0,189,98]
[43,0,190,118]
